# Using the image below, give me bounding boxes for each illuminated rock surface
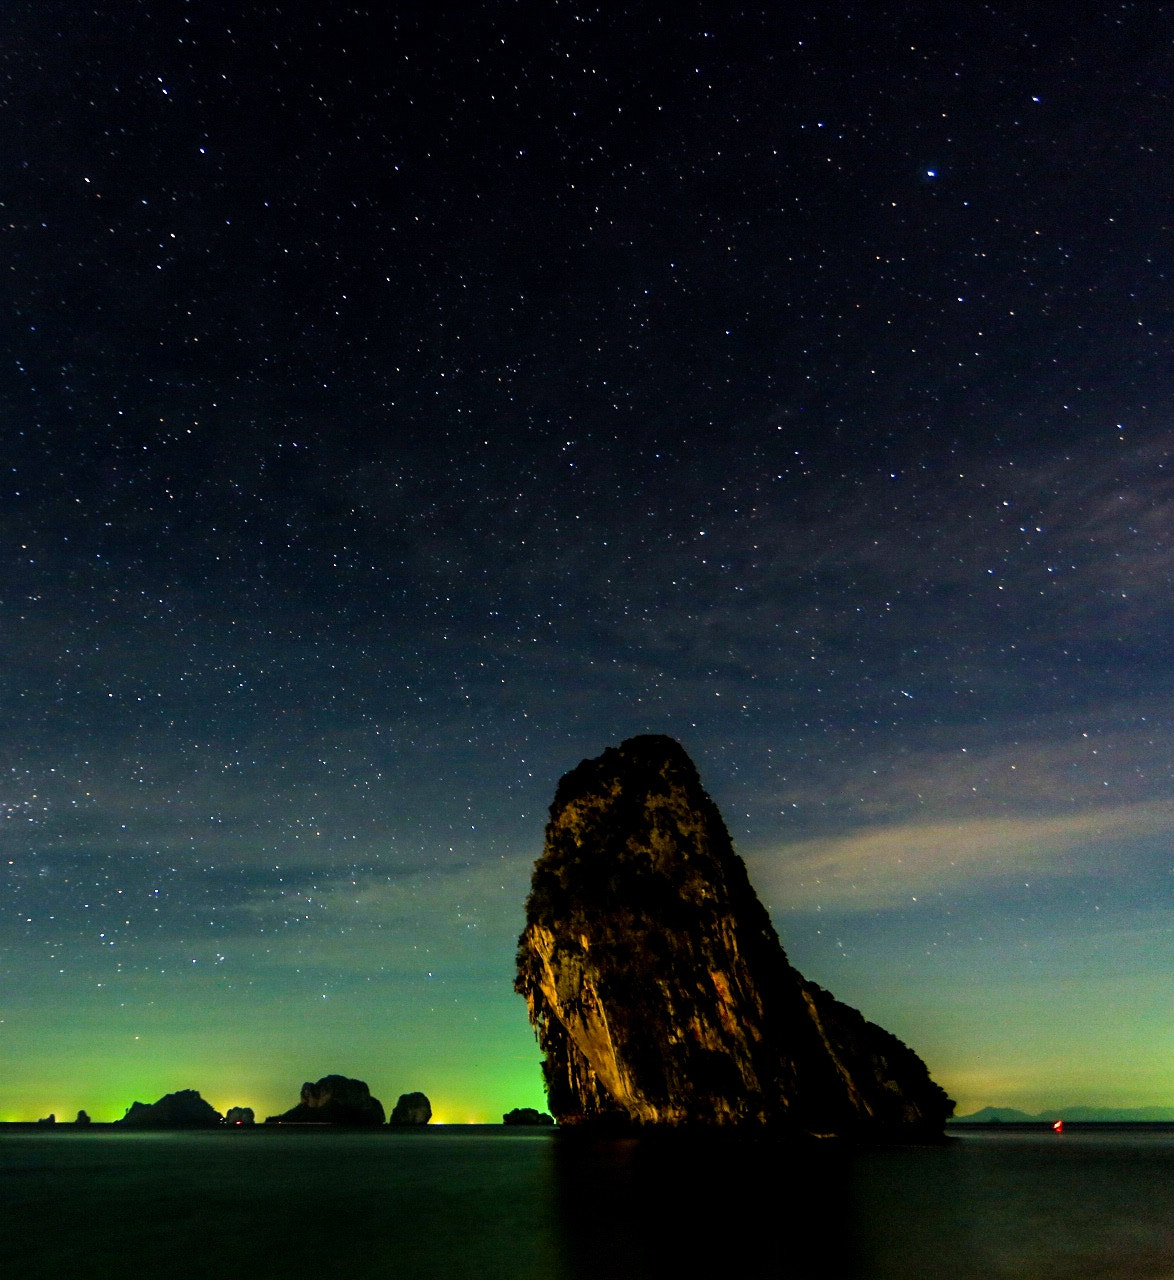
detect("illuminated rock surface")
[516,735,954,1136]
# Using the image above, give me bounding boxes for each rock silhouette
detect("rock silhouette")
[117,1089,223,1128]
[225,1106,255,1126]
[503,1107,554,1126]
[266,1075,385,1125]
[516,735,954,1137]
[389,1092,432,1125]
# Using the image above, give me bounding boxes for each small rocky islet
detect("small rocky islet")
[106,1078,446,1128]
[265,1074,388,1126]
[103,1079,556,1129]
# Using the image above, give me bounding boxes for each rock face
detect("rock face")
[266,1075,385,1126]
[225,1106,255,1126]
[389,1092,432,1126]
[515,735,954,1137]
[117,1089,223,1128]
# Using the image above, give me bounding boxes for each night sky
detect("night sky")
[2,3,1170,1122]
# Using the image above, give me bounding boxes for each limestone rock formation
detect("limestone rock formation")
[117,1089,223,1128]
[389,1091,432,1126]
[266,1075,385,1126]
[74,1110,91,1127]
[503,1107,554,1126]
[515,735,954,1137]
[225,1106,255,1126]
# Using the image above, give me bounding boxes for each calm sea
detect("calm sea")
[2,1124,1172,1278]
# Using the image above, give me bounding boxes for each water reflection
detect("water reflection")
[550,1130,856,1279]
[548,1127,1174,1280]
[3,1126,1173,1279]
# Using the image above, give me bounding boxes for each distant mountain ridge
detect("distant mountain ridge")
[953,1105,1174,1123]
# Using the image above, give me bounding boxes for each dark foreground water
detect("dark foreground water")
[3,1124,1173,1279]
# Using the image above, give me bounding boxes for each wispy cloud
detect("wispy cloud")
[748,800,1174,910]
[748,708,1172,834]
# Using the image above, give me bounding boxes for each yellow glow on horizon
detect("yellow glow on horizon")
[0,1097,517,1125]
[434,1106,504,1124]
[0,1060,549,1125]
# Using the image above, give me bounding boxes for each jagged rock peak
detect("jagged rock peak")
[516,735,954,1137]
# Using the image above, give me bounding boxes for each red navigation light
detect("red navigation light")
[1052,1119,1063,1133]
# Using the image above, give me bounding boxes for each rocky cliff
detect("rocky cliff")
[515,735,954,1137]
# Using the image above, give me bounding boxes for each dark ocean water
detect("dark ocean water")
[3,1125,1173,1279]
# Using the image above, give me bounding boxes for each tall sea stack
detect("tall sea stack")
[515,735,954,1137]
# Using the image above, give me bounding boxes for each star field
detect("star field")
[1,2,1171,1121]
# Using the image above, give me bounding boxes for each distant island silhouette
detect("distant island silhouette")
[265,1075,387,1126]
[51,1080,551,1129]
[118,1089,223,1128]
[953,1106,1174,1124]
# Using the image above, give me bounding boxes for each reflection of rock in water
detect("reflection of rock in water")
[551,1131,856,1279]
[516,735,954,1137]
